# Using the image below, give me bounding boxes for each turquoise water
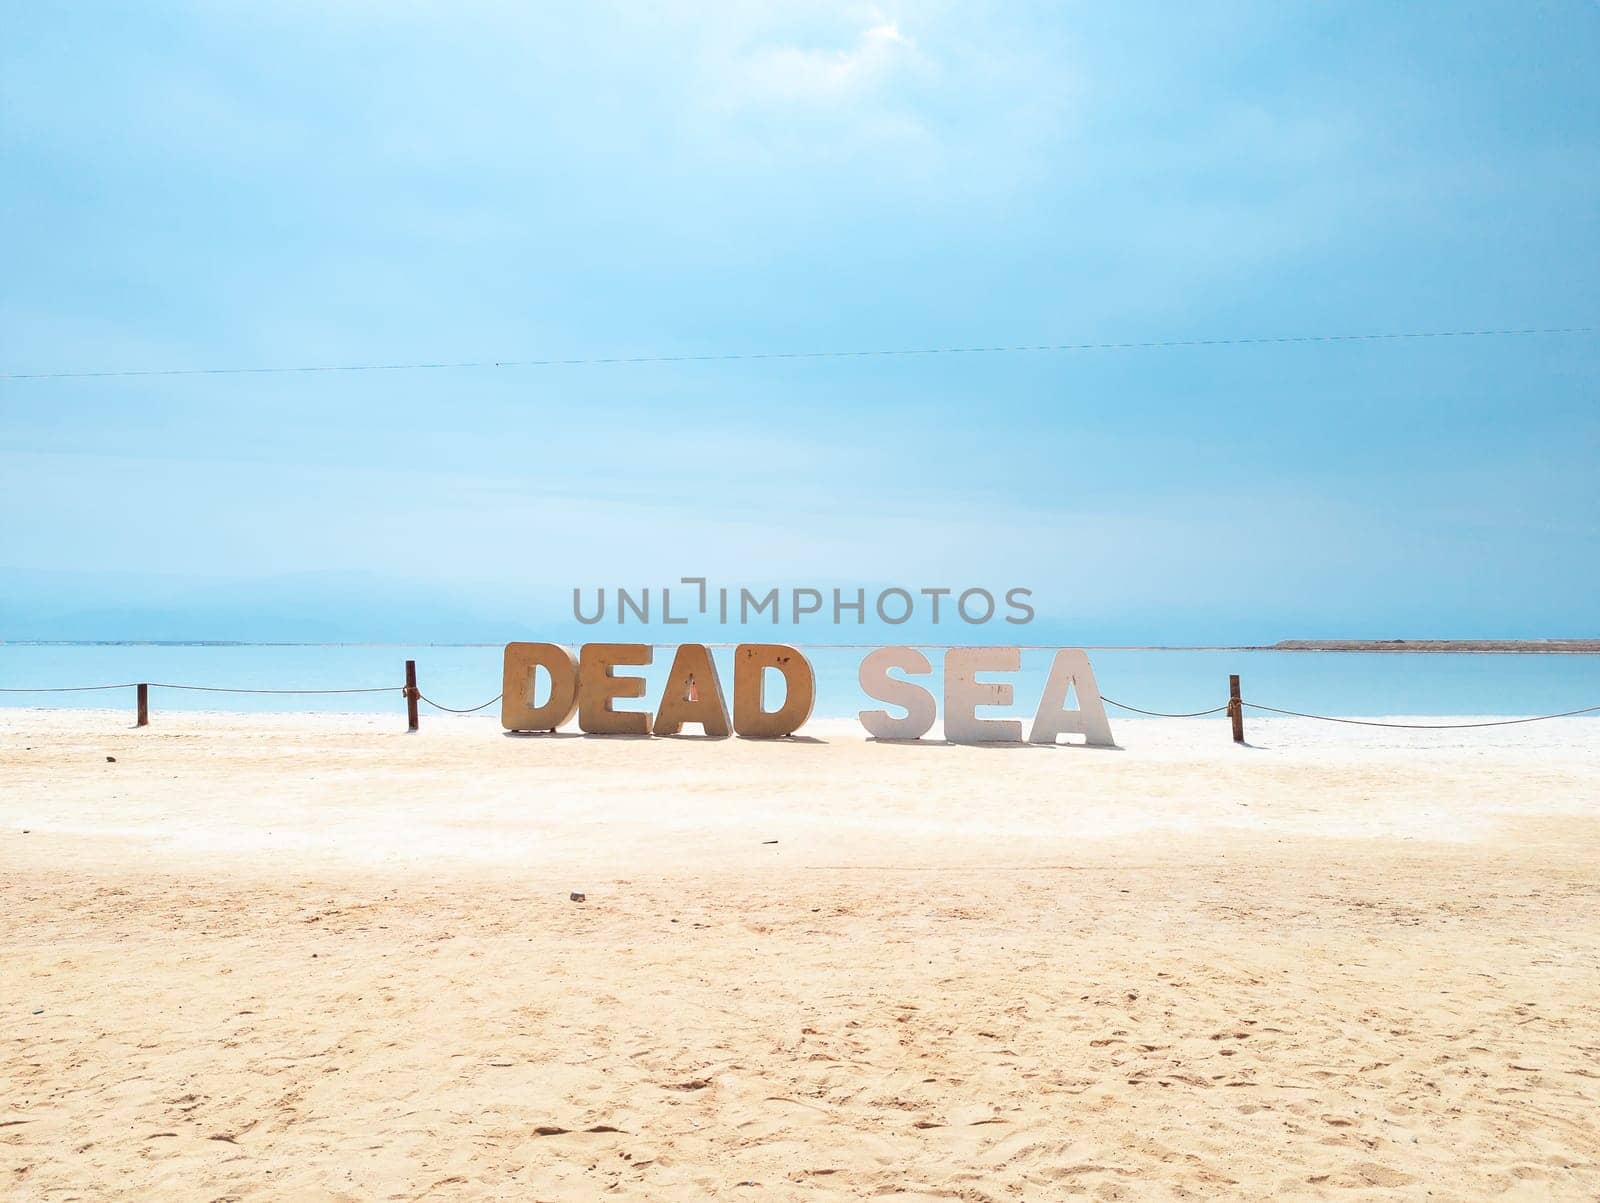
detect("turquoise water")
[2,643,1597,719]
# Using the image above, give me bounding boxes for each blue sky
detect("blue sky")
[2,2,1597,642]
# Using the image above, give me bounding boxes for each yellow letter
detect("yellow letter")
[578,643,653,735]
[501,642,579,732]
[732,644,815,738]
[653,644,731,737]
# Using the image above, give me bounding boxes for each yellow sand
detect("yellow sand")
[3,709,1598,1200]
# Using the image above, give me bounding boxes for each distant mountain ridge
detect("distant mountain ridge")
[1272,639,1600,653]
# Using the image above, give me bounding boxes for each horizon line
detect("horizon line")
[4,638,1599,653]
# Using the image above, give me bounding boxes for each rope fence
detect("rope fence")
[417,691,504,715]
[1102,697,1231,718]
[0,682,140,693]
[1,659,1596,740]
[0,684,400,694]
[1239,701,1600,729]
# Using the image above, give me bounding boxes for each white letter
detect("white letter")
[943,647,1022,743]
[1028,649,1115,748]
[857,646,935,740]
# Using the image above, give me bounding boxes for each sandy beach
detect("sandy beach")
[3,709,1598,1200]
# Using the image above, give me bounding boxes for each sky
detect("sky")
[2,2,1597,643]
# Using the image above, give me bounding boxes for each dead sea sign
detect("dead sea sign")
[501,643,1115,747]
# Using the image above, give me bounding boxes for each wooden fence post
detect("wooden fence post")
[1229,674,1244,744]
[136,683,149,728]
[405,660,419,732]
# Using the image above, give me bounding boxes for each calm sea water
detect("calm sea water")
[2,643,1597,719]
